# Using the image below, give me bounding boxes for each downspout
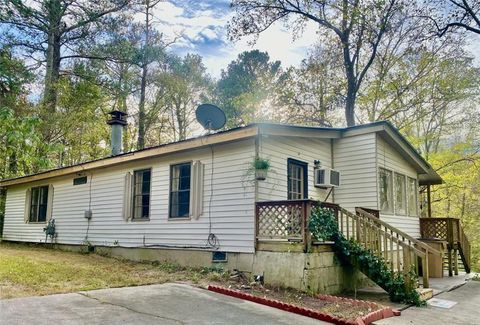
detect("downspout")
[253,129,260,252]
[330,138,335,203]
[255,132,260,203]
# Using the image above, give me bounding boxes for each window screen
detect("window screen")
[133,169,151,219]
[29,185,49,222]
[379,168,393,213]
[170,163,191,218]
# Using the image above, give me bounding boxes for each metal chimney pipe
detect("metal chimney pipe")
[107,110,128,156]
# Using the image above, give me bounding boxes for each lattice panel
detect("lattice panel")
[420,219,447,239]
[257,204,303,239]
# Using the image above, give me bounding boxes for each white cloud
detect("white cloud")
[143,1,320,78]
[131,1,480,79]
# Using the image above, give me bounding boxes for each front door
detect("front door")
[287,159,308,200]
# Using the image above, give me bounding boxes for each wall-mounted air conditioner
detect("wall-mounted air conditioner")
[314,167,341,188]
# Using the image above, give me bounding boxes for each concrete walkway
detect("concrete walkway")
[0,283,327,325]
[375,280,480,325]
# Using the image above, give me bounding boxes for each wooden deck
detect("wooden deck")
[255,200,441,288]
[420,217,471,274]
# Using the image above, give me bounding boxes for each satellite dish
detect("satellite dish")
[195,104,226,131]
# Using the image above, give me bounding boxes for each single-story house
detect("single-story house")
[0,119,445,293]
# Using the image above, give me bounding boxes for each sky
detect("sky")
[144,0,480,79]
[146,0,320,78]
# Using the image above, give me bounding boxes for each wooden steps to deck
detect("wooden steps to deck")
[420,217,471,275]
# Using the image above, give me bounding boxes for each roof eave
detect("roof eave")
[0,125,259,188]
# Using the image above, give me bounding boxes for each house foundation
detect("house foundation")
[8,241,368,295]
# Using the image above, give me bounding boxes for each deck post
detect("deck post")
[453,249,459,275]
[448,249,453,277]
[254,203,259,251]
[427,185,432,218]
[422,254,429,288]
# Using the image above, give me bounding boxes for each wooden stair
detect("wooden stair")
[420,217,471,275]
[320,203,443,289]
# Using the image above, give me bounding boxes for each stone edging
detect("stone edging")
[208,285,400,325]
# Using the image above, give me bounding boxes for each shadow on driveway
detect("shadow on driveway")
[0,283,329,325]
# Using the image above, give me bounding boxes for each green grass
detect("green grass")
[0,242,227,299]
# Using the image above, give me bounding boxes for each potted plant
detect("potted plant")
[252,157,270,181]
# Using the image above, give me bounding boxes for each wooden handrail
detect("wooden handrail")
[356,208,442,257]
[324,206,433,288]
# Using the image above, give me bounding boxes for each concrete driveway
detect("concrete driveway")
[0,283,327,325]
[375,280,480,325]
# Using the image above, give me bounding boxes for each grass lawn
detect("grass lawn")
[0,242,225,299]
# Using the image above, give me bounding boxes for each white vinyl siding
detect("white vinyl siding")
[333,133,378,211]
[2,139,256,253]
[257,135,332,202]
[377,135,420,237]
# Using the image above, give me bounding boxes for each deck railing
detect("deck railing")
[255,200,317,250]
[420,217,471,273]
[255,200,442,288]
[320,204,439,288]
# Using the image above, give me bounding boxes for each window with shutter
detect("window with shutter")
[132,169,151,219]
[170,162,192,218]
[29,185,49,223]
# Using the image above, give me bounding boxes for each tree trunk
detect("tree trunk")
[44,0,62,114]
[345,82,356,127]
[137,65,147,149]
[137,0,151,150]
[342,37,357,127]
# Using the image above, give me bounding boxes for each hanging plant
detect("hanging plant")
[252,157,270,181]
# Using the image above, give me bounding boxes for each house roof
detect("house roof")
[0,121,442,187]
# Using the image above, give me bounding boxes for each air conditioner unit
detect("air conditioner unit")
[314,167,340,187]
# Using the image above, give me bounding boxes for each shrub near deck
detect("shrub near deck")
[0,243,221,299]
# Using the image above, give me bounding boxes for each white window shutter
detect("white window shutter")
[190,161,204,219]
[123,172,133,221]
[46,184,54,221]
[24,188,31,223]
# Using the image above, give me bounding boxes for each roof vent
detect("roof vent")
[107,110,127,156]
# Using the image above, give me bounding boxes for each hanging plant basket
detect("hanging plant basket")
[255,169,268,181]
[252,157,270,181]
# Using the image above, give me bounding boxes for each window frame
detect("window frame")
[394,172,407,216]
[169,161,192,220]
[378,167,394,214]
[407,176,418,217]
[29,185,49,223]
[287,158,308,200]
[131,168,152,221]
[73,176,88,186]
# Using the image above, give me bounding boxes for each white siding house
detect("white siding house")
[0,122,442,256]
[3,139,257,253]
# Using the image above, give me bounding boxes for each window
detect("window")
[30,186,49,222]
[73,176,87,185]
[379,168,393,213]
[407,177,418,216]
[133,169,151,219]
[170,162,191,218]
[394,173,406,215]
[287,159,308,200]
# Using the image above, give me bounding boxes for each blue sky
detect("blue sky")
[144,1,480,78]
[145,0,320,78]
